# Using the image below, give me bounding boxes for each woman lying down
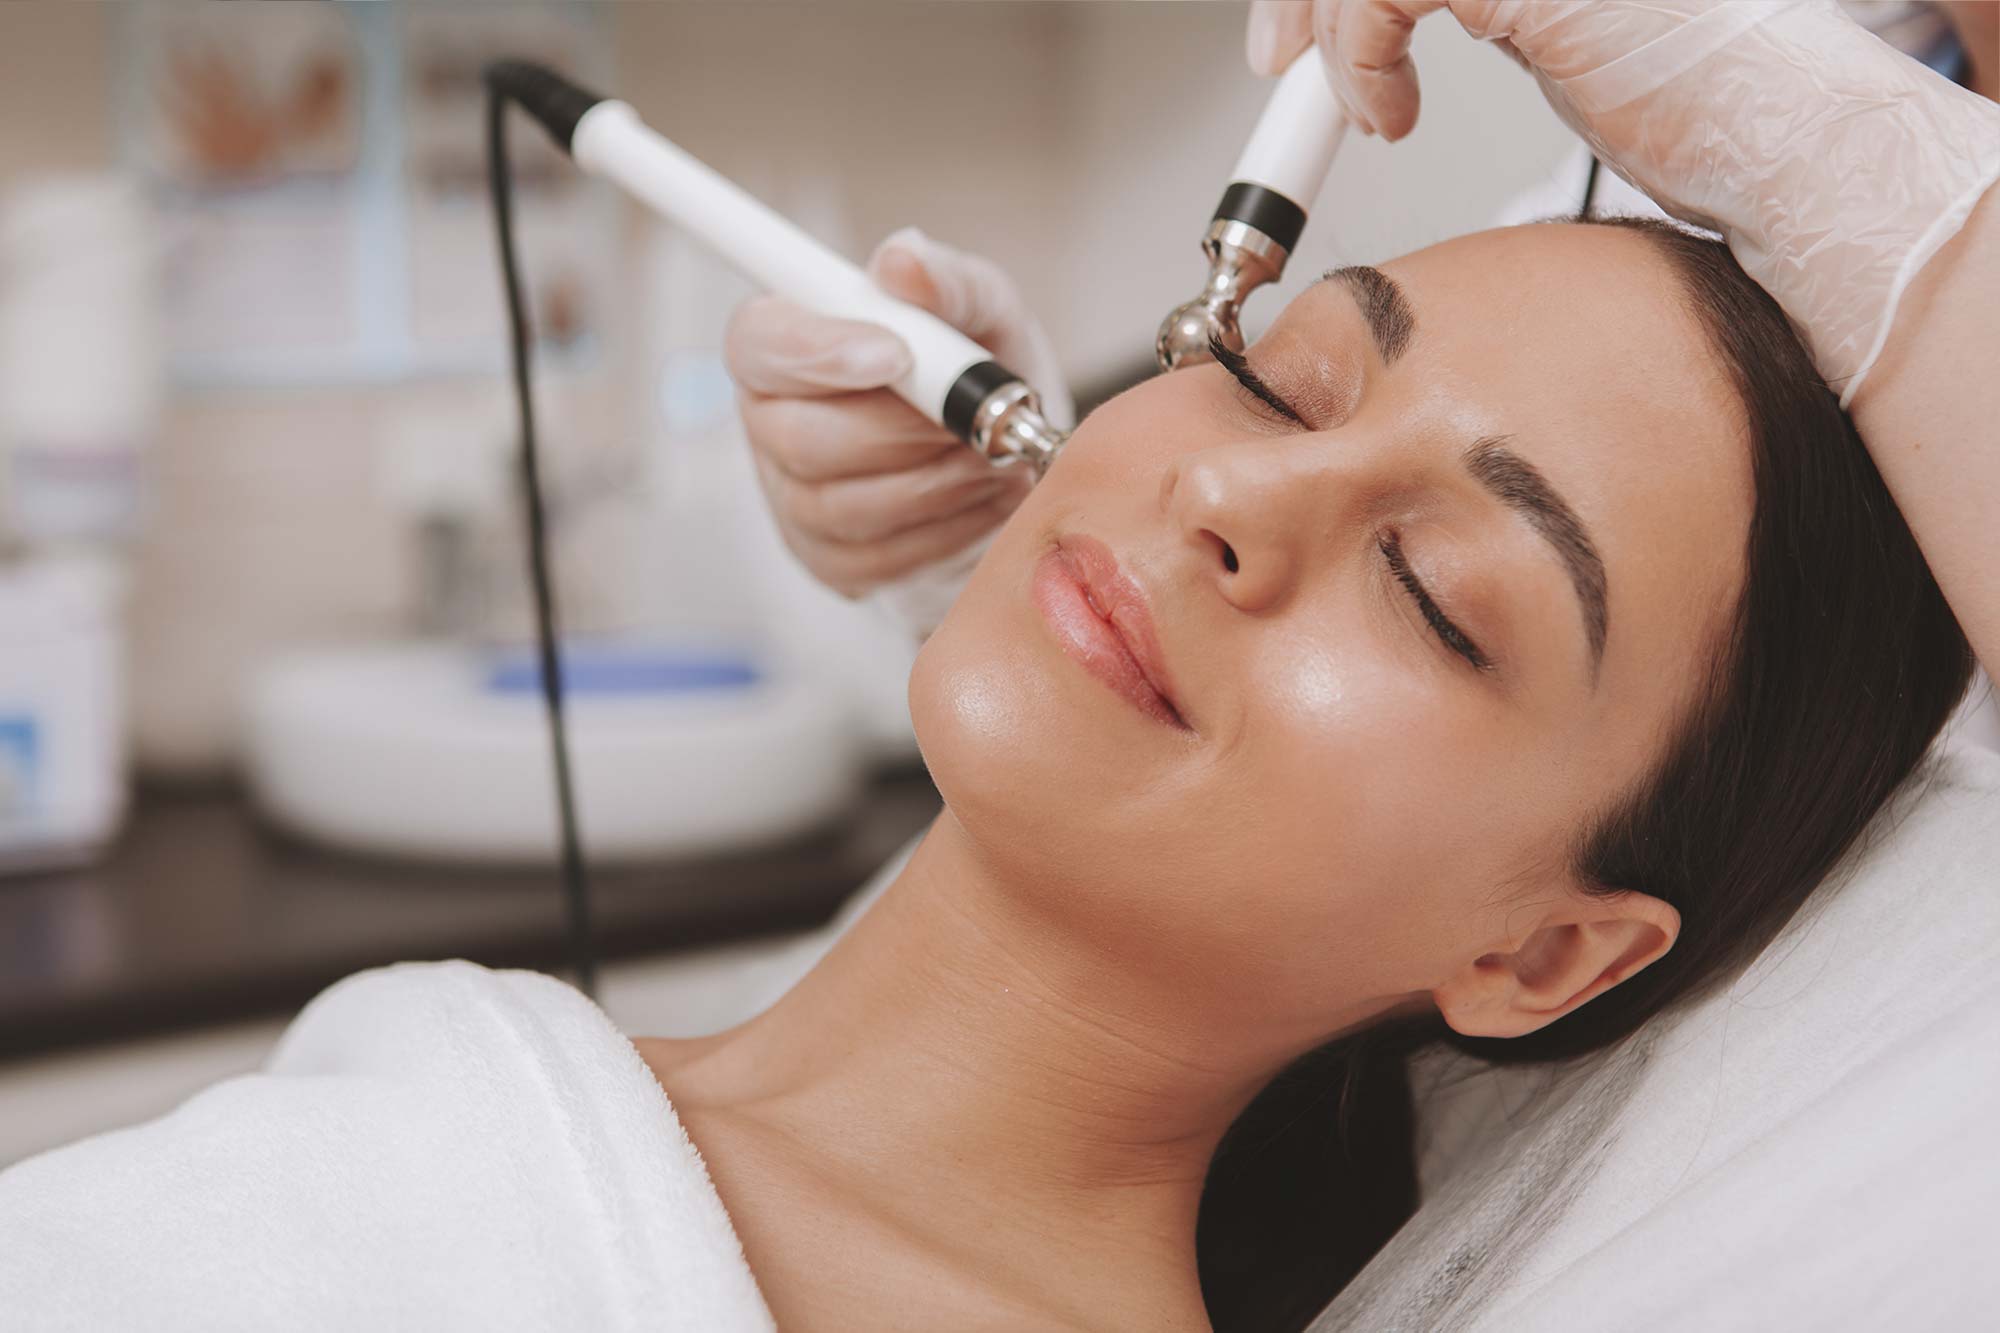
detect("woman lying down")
[0,218,1972,1332]
[0,213,1968,1320]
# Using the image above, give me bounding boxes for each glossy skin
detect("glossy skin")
[645,224,1746,1331]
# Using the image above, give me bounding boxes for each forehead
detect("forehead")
[1300,223,1754,703]
[1375,224,1742,429]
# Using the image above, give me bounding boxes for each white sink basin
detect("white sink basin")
[245,639,865,866]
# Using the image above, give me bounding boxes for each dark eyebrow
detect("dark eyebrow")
[1464,436,1609,678]
[1325,265,1415,364]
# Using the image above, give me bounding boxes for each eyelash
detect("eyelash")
[1208,336,1305,425]
[1378,532,1493,673]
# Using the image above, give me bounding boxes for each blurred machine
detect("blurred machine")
[0,175,157,871]
[247,638,859,866]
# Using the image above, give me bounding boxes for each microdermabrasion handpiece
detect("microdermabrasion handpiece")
[484,62,1066,474]
[1157,54,1350,372]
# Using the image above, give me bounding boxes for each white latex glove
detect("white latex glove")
[1247,0,2000,405]
[724,227,1072,636]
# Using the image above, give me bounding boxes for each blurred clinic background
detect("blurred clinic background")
[0,1,1603,1164]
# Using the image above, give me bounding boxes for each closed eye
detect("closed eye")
[1209,336,1305,425]
[1379,532,1492,672]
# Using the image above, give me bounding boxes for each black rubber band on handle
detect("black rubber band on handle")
[942,360,1022,444]
[1213,182,1308,254]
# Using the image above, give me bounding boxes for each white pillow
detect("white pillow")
[1314,741,2000,1330]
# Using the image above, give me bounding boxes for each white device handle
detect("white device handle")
[1231,52,1348,214]
[571,101,989,424]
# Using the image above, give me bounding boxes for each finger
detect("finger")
[868,227,1073,426]
[1246,1,1314,76]
[782,492,1025,599]
[723,294,914,397]
[865,227,1021,348]
[738,387,963,483]
[867,233,942,312]
[1313,0,1370,134]
[1331,0,1449,142]
[765,453,1029,548]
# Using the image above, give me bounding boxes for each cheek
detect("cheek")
[1043,372,1224,486]
[908,609,1045,829]
[1201,633,1546,992]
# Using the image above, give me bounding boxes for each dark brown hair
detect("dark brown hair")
[1195,218,1975,1331]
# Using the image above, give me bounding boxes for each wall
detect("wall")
[0,4,111,178]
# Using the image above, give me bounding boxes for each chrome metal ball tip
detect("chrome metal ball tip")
[1156,215,1287,372]
[1155,297,1244,372]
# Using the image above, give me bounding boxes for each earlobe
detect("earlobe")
[1433,891,1681,1041]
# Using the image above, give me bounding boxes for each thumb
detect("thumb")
[865,226,1017,345]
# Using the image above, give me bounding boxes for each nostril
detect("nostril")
[1199,529,1238,574]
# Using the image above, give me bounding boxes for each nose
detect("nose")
[1160,438,1335,614]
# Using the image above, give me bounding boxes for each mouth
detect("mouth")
[1031,533,1191,731]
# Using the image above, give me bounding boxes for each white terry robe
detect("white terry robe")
[0,959,775,1333]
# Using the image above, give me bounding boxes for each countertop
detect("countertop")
[0,769,941,1063]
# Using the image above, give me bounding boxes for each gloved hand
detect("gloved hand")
[725,228,1071,618]
[1246,0,2000,405]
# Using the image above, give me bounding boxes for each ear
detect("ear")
[1432,888,1680,1041]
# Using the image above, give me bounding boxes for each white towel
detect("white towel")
[0,959,774,1333]
[1315,741,2000,1330]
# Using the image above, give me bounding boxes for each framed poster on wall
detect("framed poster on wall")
[117,3,616,387]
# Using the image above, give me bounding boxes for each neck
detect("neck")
[654,812,1294,1328]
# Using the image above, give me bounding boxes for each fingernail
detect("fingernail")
[1329,59,1378,137]
[1247,6,1280,75]
[868,225,933,277]
[830,332,913,386]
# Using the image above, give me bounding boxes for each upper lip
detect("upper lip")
[1054,533,1188,728]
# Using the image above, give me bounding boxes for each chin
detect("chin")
[908,594,1185,936]
[906,563,1124,895]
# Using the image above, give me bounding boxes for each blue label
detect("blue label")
[483,644,760,697]
[0,715,39,817]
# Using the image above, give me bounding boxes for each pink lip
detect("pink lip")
[1031,534,1190,731]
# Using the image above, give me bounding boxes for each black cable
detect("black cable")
[484,85,598,999]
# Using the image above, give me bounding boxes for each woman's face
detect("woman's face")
[910,224,1751,1052]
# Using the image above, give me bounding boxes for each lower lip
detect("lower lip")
[1031,550,1183,728]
